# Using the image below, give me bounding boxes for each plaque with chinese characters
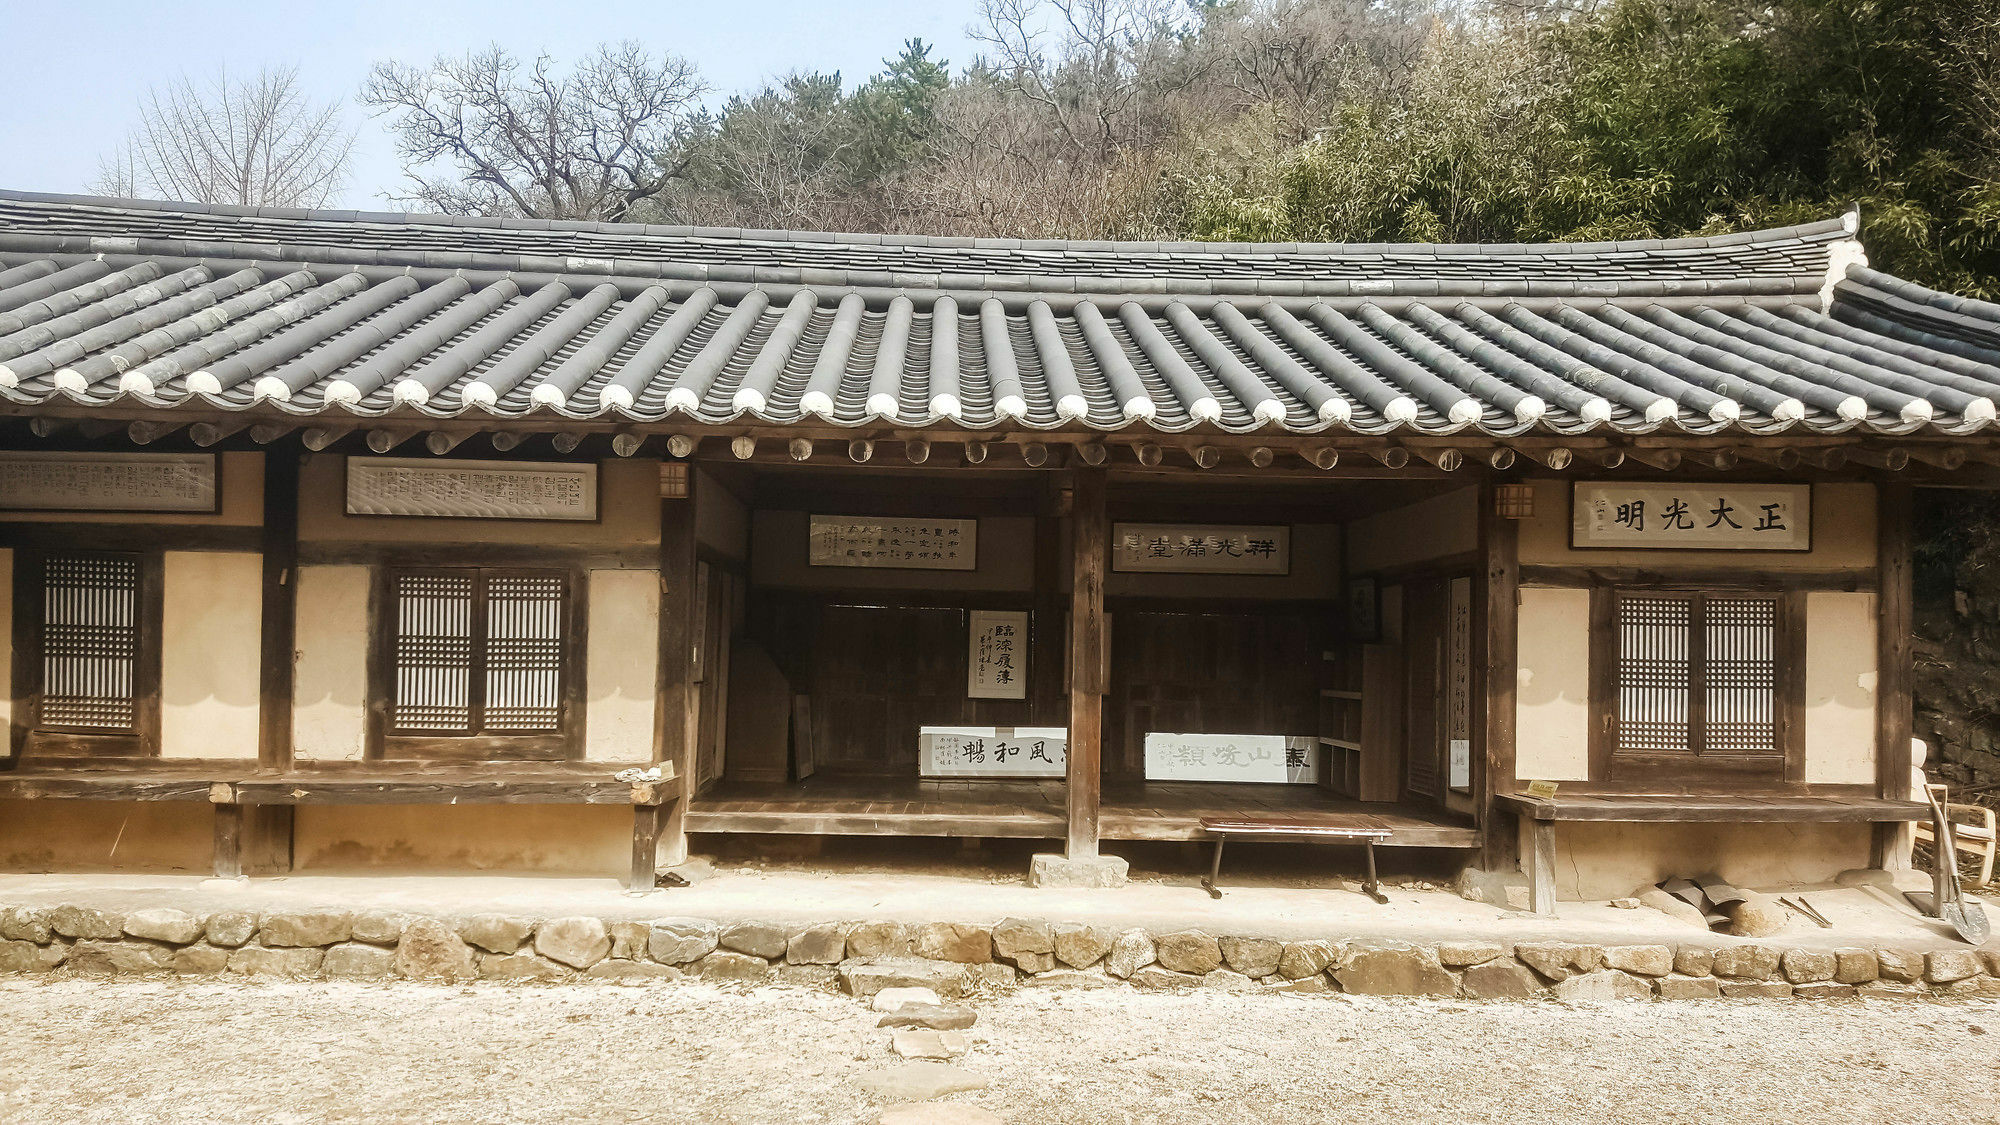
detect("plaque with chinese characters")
[967,610,1029,700]
[807,515,976,570]
[0,452,217,513]
[1571,483,1810,551]
[1110,524,1290,575]
[919,726,1066,778]
[1143,733,1319,785]
[346,458,598,521]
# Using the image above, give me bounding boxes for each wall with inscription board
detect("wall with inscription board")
[0,451,264,527]
[1102,523,1341,600]
[1518,479,1875,570]
[297,455,660,548]
[752,510,1035,592]
[1143,732,1319,784]
[919,727,1066,778]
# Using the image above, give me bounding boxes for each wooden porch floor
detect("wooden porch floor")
[684,777,1479,848]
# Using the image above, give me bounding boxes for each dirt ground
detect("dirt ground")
[1,979,1996,1124]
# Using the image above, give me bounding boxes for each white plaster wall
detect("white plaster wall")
[160,551,263,759]
[0,548,11,734]
[1540,820,1874,899]
[293,564,370,762]
[0,799,211,872]
[1515,586,1592,781]
[1805,590,1878,784]
[586,568,659,763]
[292,805,629,875]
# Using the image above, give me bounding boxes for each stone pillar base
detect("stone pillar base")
[1028,853,1129,888]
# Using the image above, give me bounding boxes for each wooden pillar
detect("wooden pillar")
[251,449,300,874]
[1874,482,1915,868]
[654,484,699,869]
[1478,485,1521,873]
[1065,468,1108,859]
[629,797,666,893]
[211,785,243,879]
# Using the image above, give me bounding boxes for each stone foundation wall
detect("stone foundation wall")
[3,904,1996,1001]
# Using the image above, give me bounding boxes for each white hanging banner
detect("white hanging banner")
[346,458,598,521]
[1111,524,1289,574]
[1143,733,1318,785]
[967,610,1029,700]
[808,515,977,570]
[919,727,1066,778]
[1572,482,1810,550]
[0,452,217,512]
[1448,576,1473,794]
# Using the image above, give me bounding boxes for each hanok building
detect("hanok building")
[0,190,1976,908]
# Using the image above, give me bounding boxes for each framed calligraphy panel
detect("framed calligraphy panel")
[345,458,599,521]
[807,515,977,570]
[967,610,1029,700]
[1142,732,1319,785]
[1571,482,1810,551]
[1110,523,1290,575]
[0,452,217,513]
[919,726,1066,778]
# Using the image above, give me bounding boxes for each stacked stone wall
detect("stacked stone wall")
[4,904,1996,1001]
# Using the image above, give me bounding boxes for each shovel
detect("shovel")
[1923,783,1992,944]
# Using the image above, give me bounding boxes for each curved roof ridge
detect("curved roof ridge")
[0,189,1846,300]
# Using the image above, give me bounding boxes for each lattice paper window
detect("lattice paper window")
[1613,592,1780,761]
[388,569,568,737]
[39,553,142,732]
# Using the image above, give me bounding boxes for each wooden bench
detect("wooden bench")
[0,766,683,892]
[1497,792,1932,915]
[1198,816,1392,902]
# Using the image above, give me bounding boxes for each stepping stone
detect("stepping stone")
[879,1103,1005,1125]
[891,1029,972,1060]
[871,986,943,1013]
[858,1062,990,1101]
[878,1004,977,1031]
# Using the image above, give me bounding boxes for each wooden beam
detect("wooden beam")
[258,450,300,771]
[611,432,647,458]
[1624,448,1680,470]
[1810,447,1849,471]
[1740,447,1801,471]
[1522,447,1571,470]
[128,420,183,445]
[1075,441,1109,467]
[27,417,70,438]
[551,432,586,454]
[1479,486,1520,875]
[1134,442,1163,467]
[1190,445,1220,469]
[964,441,990,465]
[731,435,757,460]
[189,420,248,447]
[667,434,698,458]
[426,431,470,455]
[300,426,351,452]
[1414,448,1462,471]
[1066,468,1108,859]
[1373,447,1410,470]
[490,430,527,452]
[1587,448,1626,469]
[1022,441,1050,468]
[905,439,931,465]
[1875,483,1914,868]
[849,439,874,464]
[1484,447,1516,471]
[630,802,666,893]
[1848,447,1910,471]
[366,429,416,454]
[654,487,698,869]
[1908,447,1967,471]
[212,798,243,880]
[1304,446,1338,470]
[788,437,814,462]
[1247,446,1275,469]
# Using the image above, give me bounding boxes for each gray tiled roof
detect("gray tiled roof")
[0,190,1995,439]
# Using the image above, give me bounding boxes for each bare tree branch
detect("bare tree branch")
[91,66,355,208]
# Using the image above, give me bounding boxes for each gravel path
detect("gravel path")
[1,978,1996,1124]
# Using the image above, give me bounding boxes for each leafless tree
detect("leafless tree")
[361,42,705,221]
[90,66,355,208]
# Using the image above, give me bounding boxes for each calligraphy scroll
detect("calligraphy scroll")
[346,458,598,521]
[0,452,216,512]
[1448,576,1472,793]
[1571,482,1809,551]
[808,515,976,570]
[919,726,1067,778]
[1110,524,1290,575]
[967,610,1029,700]
[1142,733,1319,784]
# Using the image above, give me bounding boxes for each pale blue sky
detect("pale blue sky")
[0,0,988,208]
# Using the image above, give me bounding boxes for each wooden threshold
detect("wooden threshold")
[1498,792,1931,823]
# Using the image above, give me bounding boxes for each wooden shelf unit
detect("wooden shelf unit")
[1318,643,1404,802]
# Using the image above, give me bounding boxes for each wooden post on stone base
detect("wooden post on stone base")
[1066,468,1108,860]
